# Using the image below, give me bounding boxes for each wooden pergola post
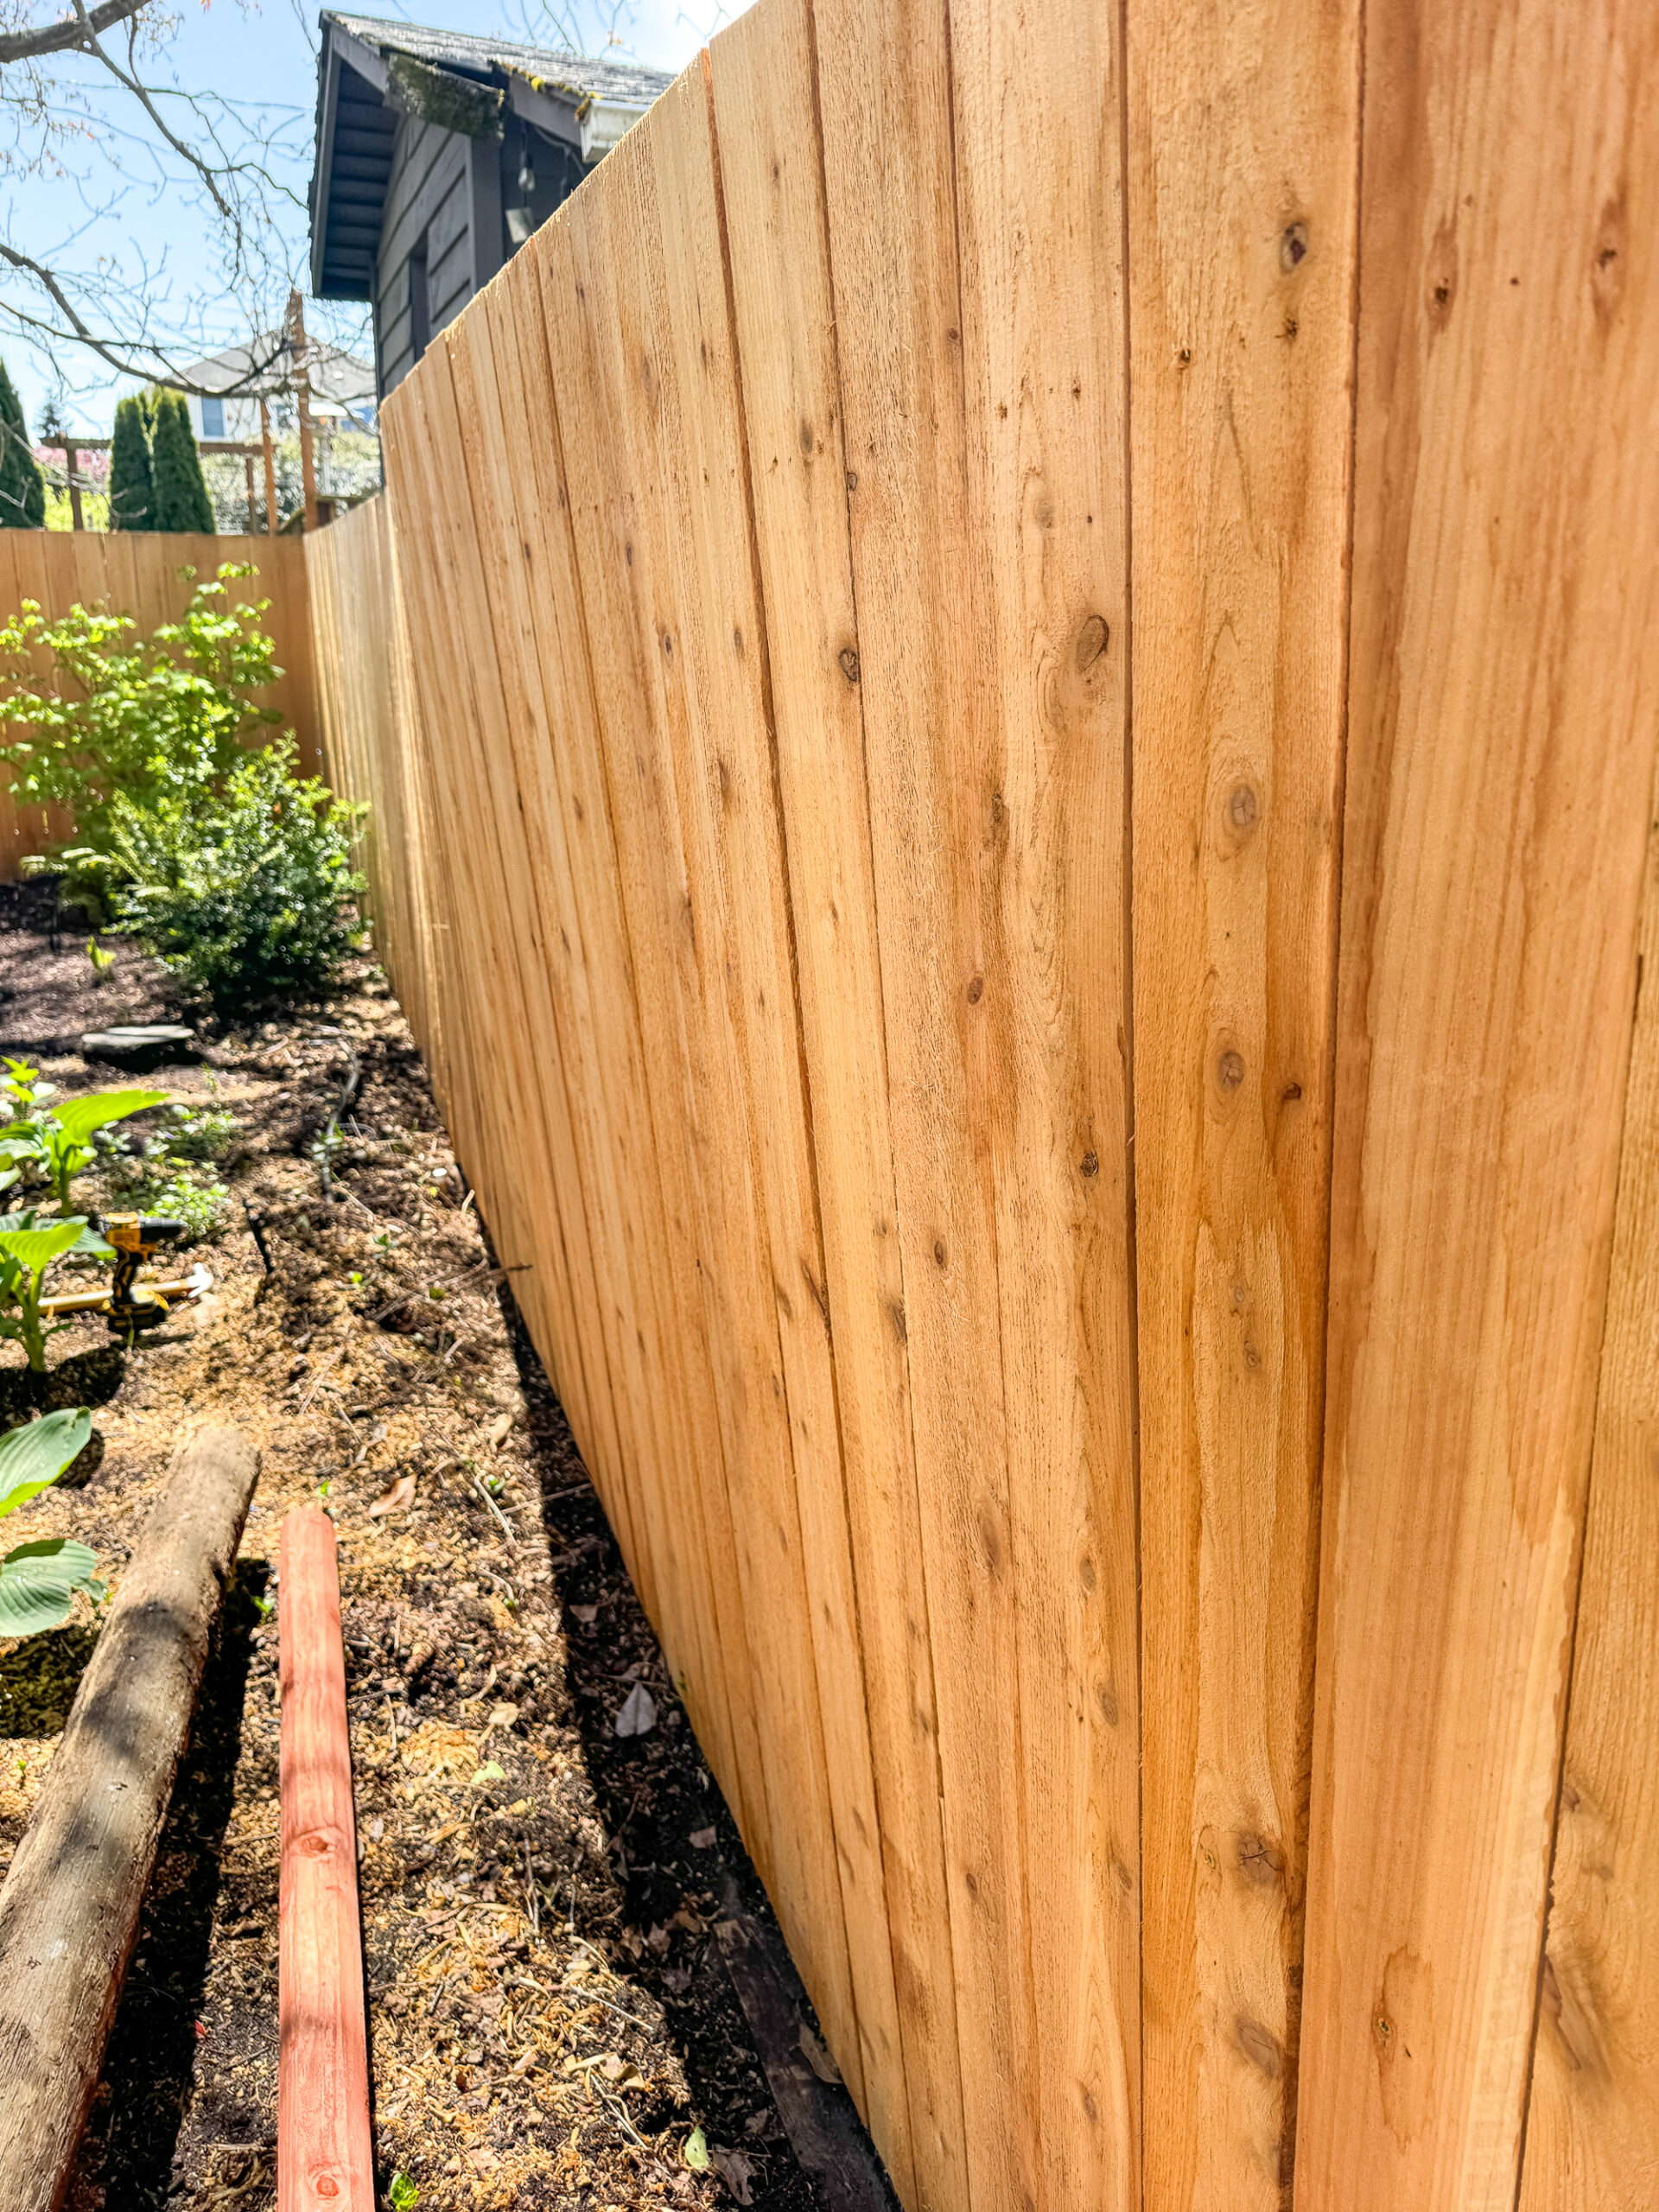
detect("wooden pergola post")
[260,397,279,535]
[289,289,320,535]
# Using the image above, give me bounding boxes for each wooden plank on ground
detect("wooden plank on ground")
[809,0,1044,2203]
[1296,1,1659,2202]
[1517,769,1659,2210]
[278,1503,374,2212]
[1124,0,1360,2203]
[706,4,951,2197]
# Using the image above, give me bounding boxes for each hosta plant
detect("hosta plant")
[0,1212,114,1371]
[35,1088,167,1209]
[0,1408,103,1637]
[0,1061,165,1207]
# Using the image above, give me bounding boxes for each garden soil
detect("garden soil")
[0,882,878,2212]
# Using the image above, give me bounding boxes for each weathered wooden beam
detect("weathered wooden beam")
[0,1425,259,2212]
[278,1504,373,2211]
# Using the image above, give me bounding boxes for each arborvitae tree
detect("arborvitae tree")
[149,390,213,533]
[0,359,45,528]
[108,394,154,531]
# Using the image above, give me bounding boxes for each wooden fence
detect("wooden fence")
[306,0,1659,2205]
[0,532,319,879]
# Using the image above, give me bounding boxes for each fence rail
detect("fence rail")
[308,0,1659,2205]
[0,532,319,880]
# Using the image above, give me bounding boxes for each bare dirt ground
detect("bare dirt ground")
[0,881,872,2212]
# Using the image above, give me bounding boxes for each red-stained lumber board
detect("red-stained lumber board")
[279,1505,373,2212]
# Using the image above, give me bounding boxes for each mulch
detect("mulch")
[0,880,862,2211]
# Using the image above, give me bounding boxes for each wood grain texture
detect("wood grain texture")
[1125,1,1358,2203]
[535,157,775,1877]
[1518,774,1659,2211]
[1297,2,1659,2203]
[279,1505,374,2212]
[0,1427,258,2212]
[949,0,1141,2203]
[537,68,869,2087]
[707,5,941,2194]
[381,365,601,1469]
[808,0,1058,2202]
[0,532,320,878]
[307,497,442,1065]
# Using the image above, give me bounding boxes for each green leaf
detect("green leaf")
[0,1217,92,1275]
[0,1408,91,1518]
[683,2126,711,2172]
[0,1538,99,1637]
[388,2176,421,2210]
[47,1090,167,1146]
[469,1761,505,1787]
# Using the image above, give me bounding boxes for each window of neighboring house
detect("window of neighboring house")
[200,397,225,439]
[409,232,431,365]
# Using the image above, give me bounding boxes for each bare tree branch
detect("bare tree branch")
[71,0,232,224]
[0,0,146,67]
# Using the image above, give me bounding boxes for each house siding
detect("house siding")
[375,117,473,397]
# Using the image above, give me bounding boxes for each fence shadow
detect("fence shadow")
[495,1281,894,2212]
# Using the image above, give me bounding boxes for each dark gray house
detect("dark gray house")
[309,14,672,400]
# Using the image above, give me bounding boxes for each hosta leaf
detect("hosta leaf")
[46,1090,167,1146]
[0,1538,99,1637]
[0,1217,92,1274]
[0,1408,92,1519]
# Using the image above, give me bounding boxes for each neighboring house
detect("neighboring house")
[180,335,378,442]
[308,14,673,402]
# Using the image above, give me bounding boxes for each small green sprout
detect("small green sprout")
[388,2177,421,2211]
[0,1212,114,1370]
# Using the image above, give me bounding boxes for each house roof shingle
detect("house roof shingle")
[320,12,674,113]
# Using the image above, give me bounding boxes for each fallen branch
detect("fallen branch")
[0,1427,259,2212]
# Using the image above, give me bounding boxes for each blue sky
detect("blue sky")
[6,0,723,435]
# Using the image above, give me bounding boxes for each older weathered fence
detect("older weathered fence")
[306,0,1659,2205]
[0,532,319,878]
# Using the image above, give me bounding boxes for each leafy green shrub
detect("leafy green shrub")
[0,1409,103,1637]
[0,563,281,852]
[80,738,365,1012]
